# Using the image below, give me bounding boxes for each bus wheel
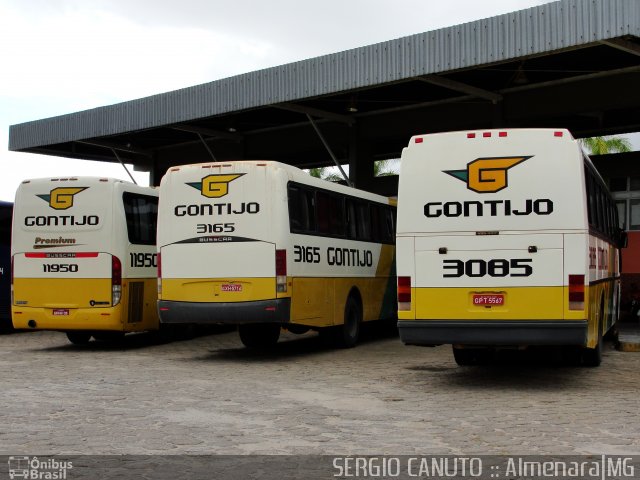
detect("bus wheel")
[337,296,362,349]
[452,346,491,366]
[66,332,91,345]
[93,332,125,343]
[238,323,280,349]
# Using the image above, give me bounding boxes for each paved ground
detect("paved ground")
[1,324,639,456]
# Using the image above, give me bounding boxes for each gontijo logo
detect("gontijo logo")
[37,187,88,210]
[444,156,531,193]
[187,174,245,198]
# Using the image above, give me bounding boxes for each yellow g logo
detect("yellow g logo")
[37,187,88,210]
[444,156,530,193]
[187,174,245,198]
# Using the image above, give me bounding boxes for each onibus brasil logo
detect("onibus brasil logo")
[444,156,531,193]
[8,456,73,479]
[37,187,88,210]
[186,174,245,198]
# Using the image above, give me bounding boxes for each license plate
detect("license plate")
[221,284,242,292]
[472,294,505,306]
[52,309,70,316]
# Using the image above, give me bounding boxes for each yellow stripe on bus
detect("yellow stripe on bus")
[161,277,277,302]
[401,286,589,321]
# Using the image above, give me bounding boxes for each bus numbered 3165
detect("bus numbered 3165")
[396,129,626,366]
[157,161,397,349]
[11,177,160,344]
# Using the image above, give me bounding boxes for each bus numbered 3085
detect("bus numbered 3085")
[157,160,397,348]
[396,129,627,366]
[11,177,160,344]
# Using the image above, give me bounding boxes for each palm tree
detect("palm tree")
[307,166,344,182]
[374,159,399,177]
[581,136,632,155]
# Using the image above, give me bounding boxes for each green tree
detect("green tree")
[307,166,343,182]
[373,159,399,177]
[581,136,632,155]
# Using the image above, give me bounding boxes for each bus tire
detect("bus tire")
[238,323,280,349]
[93,332,125,343]
[338,295,362,349]
[452,346,491,366]
[66,332,91,345]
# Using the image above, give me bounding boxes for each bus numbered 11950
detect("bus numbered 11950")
[11,177,160,344]
[157,160,397,348]
[396,129,626,366]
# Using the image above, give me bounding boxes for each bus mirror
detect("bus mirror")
[617,228,628,248]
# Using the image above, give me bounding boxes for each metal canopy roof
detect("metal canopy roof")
[8,0,640,191]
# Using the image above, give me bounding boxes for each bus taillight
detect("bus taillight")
[276,249,287,293]
[569,274,584,310]
[398,276,411,311]
[112,255,122,306]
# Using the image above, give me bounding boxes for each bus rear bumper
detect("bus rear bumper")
[398,320,588,346]
[11,307,126,332]
[158,298,291,325]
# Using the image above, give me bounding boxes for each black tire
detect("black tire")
[452,346,492,366]
[238,323,280,349]
[66,332,91,345]
[93,332,125,343]
[336,295,362,349]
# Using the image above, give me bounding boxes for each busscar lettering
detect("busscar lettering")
[25,215,100,226]
[424,199,553,218]
[174,202,260,216]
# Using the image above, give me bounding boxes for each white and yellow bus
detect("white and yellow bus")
[396,129,626,366]
[12,177,160,344]
[157,160,396,348]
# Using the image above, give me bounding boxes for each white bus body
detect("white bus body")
[157,161,396,348]
[396,129,624,365]
[12,177,160,343]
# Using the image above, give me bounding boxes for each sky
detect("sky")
[1,0,638,202]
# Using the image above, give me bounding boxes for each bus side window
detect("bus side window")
[346,199,357,240]
[288,184,316,234]
[316,191,345,237]
[356,201,371,241]
[123,193,158,245]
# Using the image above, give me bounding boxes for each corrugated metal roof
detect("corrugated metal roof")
[9,0,640,151]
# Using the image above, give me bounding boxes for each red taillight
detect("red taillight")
[112,255,122,306]
[398,276,411,311]
[569,274,584,310]
[276,249,287,293]
[276,249,287,276]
